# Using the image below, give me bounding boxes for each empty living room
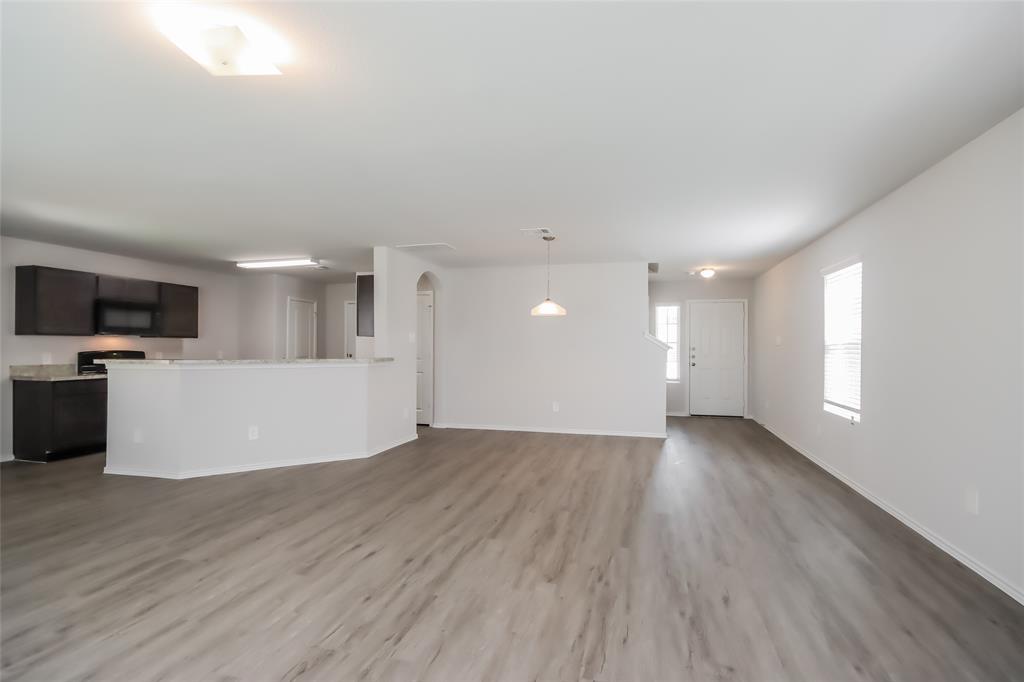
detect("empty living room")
[1,1,1022,680]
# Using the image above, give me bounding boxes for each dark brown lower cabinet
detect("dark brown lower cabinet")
[13,379,107,462]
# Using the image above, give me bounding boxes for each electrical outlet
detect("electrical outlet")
[155,351,164,359]
[133,428,144,444]
[403,407,410,419]
[964,486,980,516]
[408,332,416,343]
[248,425,259,440]
[775,335,782,347]
[42,352,53,364]
[552,401,560,413]
[217,349,225,360]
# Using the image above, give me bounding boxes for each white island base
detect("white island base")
[101,358,410,479]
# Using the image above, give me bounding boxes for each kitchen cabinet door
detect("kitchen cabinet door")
[159,283,199,338]
[15,266,97,335]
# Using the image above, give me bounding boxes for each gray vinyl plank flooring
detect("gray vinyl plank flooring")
[2,417,1022,681]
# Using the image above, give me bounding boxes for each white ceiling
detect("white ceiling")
[2,1,1021,282]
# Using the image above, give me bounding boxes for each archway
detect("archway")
[415,272,440,426]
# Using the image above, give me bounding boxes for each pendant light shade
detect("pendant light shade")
[531,298,567,317]
[531,235,567,316]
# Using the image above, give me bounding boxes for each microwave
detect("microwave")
[95,300,159,335]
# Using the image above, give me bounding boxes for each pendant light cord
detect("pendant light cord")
[546,239,551,299]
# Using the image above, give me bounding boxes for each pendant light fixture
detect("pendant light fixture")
[531,235,567,317]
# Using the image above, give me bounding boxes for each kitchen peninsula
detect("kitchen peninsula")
[101,358,406,479]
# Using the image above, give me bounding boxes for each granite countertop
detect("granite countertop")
[10,358,395,380]
[99,357,395,367]
[9,364,107,382]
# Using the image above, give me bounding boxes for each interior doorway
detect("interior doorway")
[286,297,317,359]
[416,274,436,426]
[687,299,746,416]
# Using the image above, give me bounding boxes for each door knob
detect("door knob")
[691,362,696,367]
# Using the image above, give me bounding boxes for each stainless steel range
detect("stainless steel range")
[77,349,146,375]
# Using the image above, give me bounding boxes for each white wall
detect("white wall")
[649,277,755,416]
[273,274,327,360]
[104,361,380,478]
[237,273,327,360]
[751,109,1024,603]
[369,249,666,445]
[238,273,276,359]
[325,282,356,358]
[365,247,435,451]
[0,236,244,457]
[439,261,667,436]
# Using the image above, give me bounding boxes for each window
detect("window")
[655,304,681,381]
[823,262,862,422]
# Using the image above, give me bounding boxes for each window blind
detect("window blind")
[824,262,862,421]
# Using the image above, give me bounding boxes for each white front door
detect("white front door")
[287,297,317,359]
[344,301,356,358]
[688,300,745,416]
[416,291,434,425]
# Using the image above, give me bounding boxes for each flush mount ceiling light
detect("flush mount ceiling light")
[236,258,319,269]
[699,268,717,279]
[149,3,292,76]
[530,235,567,317]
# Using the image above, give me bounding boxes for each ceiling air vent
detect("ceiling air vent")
[520,227,554,238]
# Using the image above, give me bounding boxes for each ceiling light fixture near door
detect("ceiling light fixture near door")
[236,258,319,269]
[530,235,567,317]
[699,268,716,279]
[149,3,292,76]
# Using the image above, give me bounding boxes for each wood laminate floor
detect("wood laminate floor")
[2,418,1022,681]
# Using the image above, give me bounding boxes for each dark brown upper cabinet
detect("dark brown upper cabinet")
[15,265,199,338]
[356,274,374,337]
[158,283,199,338]
[16,266,98,336]
[97,275,159,304]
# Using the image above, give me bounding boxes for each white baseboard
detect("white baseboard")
[103,466,194,479]
[1,453,14,463]
[366,433,419,457]
[432,423,666,439]
[104,434,419,480]
[758,420,1024,607]
[669,413,757,419]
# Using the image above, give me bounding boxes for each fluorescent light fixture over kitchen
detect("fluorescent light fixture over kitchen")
[149,2,292,76]
[236,258,319,269]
